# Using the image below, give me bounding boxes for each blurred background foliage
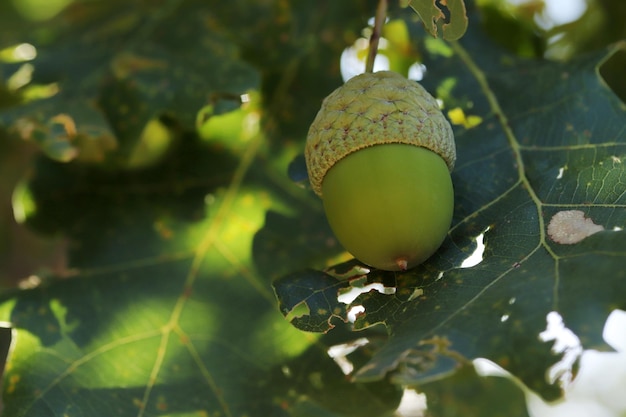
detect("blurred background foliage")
[2,0,625,289]
[0,0,625,416]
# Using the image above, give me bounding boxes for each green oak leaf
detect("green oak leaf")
[406,0,468,41]
[273,10,626,403]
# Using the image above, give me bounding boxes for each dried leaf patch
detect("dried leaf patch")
[547,210,604,245]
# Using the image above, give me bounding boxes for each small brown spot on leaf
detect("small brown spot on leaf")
[547,210,604,245]
[157,396,168,411]
[7,374,20,394]
[111,52,167,79]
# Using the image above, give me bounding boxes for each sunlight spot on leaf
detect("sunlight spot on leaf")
[323,250,358,268]
[0,43,37,63]
[11,180,36,224]
[252,311,317,366]
[460,227,489,268]
[20,82,60,102]
[202,188,274,270]
[241,111,261,143]
[11,0,73,21]
[0,300,16,325]
[14,43,36,60]
[50,299,79,335]
[127,118,174,169]
[7,63,33,90]
[547,210,604,245]
[424,38,454,58]
[198,90,261,150]
[501,314,510,323]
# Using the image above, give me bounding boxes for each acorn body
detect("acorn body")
[306,71,456,271]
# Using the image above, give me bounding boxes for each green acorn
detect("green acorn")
[305,71,456,271]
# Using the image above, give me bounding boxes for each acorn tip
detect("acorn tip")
[395,258,408,271]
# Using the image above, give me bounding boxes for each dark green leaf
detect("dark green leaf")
[274,269,349,333]
[274,7,626,402]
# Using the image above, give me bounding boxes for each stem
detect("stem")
[365,0,388,73]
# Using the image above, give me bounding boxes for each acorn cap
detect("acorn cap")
[305,71,456,196]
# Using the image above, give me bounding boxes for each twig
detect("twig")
[365,0,388,73]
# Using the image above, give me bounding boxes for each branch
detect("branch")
[365,0,388,73]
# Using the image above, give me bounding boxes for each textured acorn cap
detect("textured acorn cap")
[305,71,456,196]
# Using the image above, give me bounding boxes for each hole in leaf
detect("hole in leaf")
[338,282,390,304]
[460,227,489,268]
[538,311,582,389]
[435,0,451,24]
[555,166,566,179]
[284,300,311,323]
[327,337,370,375]
[347,305,366,323]
[395,389,428,417]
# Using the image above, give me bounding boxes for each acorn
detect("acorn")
[305,71,456,271]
